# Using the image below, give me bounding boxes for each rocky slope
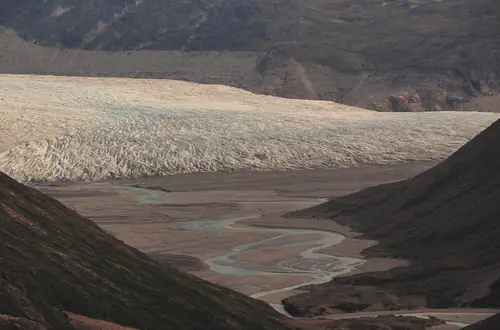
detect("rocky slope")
[1,0,499,111]
[0,170,293,330]
[284,119,500,316]
[0,315,48,330]
[317,315,443,330]
[0,167,447,330]
[463,313,500,330]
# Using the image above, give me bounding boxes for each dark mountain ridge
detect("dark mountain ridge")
[284,119,500,315]
[463,312,500,329]
[0,170,292,330]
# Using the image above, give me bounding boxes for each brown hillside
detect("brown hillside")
[0,27,340,101]
[1,0,499,111]
[0,315,48,330]
[462,312,500,330]
[0,170,292,330]
[284,119,500,315]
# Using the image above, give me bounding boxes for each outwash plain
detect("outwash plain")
[1,74,500,182]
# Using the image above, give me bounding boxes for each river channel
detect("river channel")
[130,186,366,312]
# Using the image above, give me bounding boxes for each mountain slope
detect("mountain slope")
[285,119,500,314]
[463,313,500,330]
[0,315,48,330]
[0,27,339,101]
[0,170,292,330]
[1,0,499,111]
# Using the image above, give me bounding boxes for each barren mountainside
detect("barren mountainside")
[284,119,500,315]
[1,0,499,111]
[462,312,500,330]
[0,170,292,330]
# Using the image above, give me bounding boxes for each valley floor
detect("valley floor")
[36,164,424,294]
[34,163,498,328]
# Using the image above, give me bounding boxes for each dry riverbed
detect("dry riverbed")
[35,164,428,301]
[35,163,498,327]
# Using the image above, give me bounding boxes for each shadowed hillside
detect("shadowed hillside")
[0,315,48,330]
[0,167,446,330]
[284,119,500,315]
[1,0,499,111]
[463,313,500,330]
[0,170,292,330]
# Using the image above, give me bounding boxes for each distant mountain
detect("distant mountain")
[0,170,292,330]
[1,0,499,111]
[284,119,500,316]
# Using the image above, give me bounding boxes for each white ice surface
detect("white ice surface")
[1,74,499,182]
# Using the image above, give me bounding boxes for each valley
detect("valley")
[33,163,497,328]
[35,165,425,304]
[1,0,500,328]
[2,73,500,328]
